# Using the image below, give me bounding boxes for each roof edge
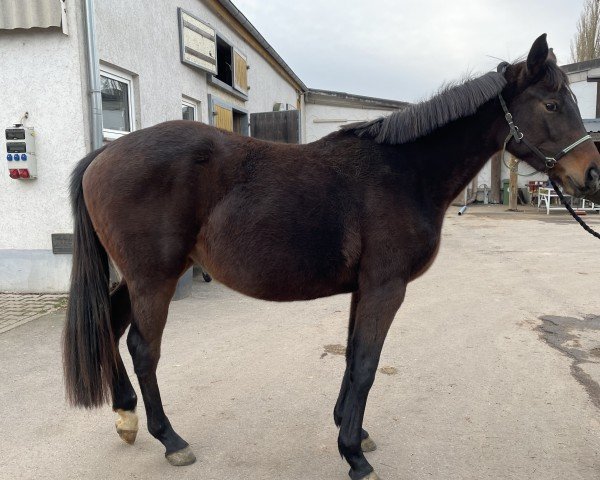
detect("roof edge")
[213,0,307,92]
[306,89,410,110]
[561,58,600,74]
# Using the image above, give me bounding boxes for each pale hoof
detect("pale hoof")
[361,435,377,452]
[165,446,196,466]
[117,429,138,445]
[115,409,138,445]
[360,472,381,480]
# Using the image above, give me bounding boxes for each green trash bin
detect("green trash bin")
[502,179,510,205]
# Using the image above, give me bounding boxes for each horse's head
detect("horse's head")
[501,34,600,203]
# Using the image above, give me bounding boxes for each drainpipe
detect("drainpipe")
[83,0,103,151]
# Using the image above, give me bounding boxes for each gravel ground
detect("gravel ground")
[1,205,600,480]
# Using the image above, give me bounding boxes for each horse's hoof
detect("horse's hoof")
[361,435,377,452]
[117,429,138,445]
[165,446,196,466]
[359,472,381,480]
[115,409,138,445]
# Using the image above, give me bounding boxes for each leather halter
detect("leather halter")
[494,62,600,241]
[496,61,591,172]
[498,94,591,171]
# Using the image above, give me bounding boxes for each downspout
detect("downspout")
[83,0,103,151]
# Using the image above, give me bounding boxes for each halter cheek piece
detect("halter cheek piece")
[496,62,591,172]
[495,62,600,242]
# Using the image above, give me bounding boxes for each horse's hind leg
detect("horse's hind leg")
[334,291,377,453]
[126,279,196,466]
[338,279,406,480]
[110,281,139,445]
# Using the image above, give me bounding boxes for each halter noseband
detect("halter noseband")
[494,62,600,241]
[498,93,591,171]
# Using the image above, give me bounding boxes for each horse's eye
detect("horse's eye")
[545,102,558,112]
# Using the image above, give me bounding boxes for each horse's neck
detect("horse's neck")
[420,101,504,207]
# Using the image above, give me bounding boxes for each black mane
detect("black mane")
[342,71,508,145]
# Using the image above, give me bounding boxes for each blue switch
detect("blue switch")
[6,154,12,161]
[21,154,27,161]
[13,154,19,161]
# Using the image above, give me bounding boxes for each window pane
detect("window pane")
[182,105,195,121]
[101,75,130,132]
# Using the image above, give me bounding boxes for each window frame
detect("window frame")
[208,94,249,136]
[182,97,200,122]
[99,65,136,141]
[207,33,249,102]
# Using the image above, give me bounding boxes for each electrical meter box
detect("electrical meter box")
[5,125,37,179]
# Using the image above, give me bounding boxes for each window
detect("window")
[182,98,200,121]
[215,37,233,86]
[208,35,249,100]
[100,66,135,140]
[209,95,248,136]
[177,9,248,100]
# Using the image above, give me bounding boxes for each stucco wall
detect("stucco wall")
[95,0,299,130]
[304,103,395,143]
[0,1,87,292]
[570,80,596,119]
[0,0,302,292]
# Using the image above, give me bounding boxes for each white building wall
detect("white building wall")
[95,0,299,130]
[0,0,302,292]
[570,80,596,119]
[305,103,395,143]
[0,1,88,292]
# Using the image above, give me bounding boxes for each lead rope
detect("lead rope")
[497,89,600,240]
[549,179,600,240]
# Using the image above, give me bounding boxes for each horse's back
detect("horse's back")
[81,121,363,298]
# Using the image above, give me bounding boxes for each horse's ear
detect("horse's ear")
[526,33,549,79]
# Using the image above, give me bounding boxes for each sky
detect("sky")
[232,0,586,103]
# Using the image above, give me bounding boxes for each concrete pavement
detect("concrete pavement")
[1,206,600,479]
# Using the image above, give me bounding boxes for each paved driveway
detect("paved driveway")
[2,206,600,479]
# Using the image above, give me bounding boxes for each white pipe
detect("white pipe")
[83,0,103,151]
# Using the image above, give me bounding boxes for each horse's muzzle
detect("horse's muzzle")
[569,166,600,203]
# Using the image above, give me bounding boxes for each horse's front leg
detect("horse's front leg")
[334,291,377,453]
[337,278,406,480]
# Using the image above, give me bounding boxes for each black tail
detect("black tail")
[63,146,116,408]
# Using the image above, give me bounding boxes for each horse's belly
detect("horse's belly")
[192,192,359,301]
[195,241,356,301]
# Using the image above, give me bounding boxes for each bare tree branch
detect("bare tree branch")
[571,0,600,62]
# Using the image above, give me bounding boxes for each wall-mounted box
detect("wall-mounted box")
[6,126,37,179]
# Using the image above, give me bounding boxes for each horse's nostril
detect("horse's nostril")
[586,166,600,188]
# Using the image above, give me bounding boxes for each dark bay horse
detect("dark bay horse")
[63,35,600,480]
